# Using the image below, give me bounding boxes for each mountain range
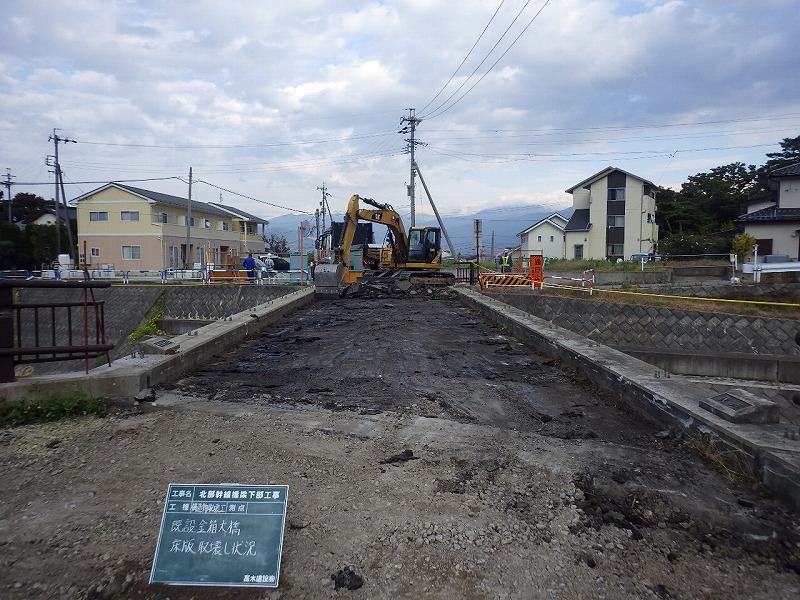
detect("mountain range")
[264,204,573,258]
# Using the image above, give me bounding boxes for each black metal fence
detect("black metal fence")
[0,280,114,383]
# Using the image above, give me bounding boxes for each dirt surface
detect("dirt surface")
[2,290,800,599]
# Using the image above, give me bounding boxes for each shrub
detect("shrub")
[0,390,107,427]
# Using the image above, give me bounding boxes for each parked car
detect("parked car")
[260,254,290,270]
[629,252,662,262]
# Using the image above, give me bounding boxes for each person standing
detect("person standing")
[242,252,256,282]
[501,251,512,273]
[51,258,62,280]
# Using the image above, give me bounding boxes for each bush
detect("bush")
[0,390,107,427]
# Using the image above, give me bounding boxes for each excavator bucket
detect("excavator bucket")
[313,263,345,298]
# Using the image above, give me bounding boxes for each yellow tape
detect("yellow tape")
[542,282,800,308]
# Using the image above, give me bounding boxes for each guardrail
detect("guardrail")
[0,279,114,383]
[742,261,800,283]
[3,268,314,285]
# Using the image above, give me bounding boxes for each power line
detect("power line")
[418,0,508,115]
[190,178,314,215]
[424,0,552,120]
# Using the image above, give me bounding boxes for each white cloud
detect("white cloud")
[0,0,797,222]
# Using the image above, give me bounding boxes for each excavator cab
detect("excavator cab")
[407,226,441,264]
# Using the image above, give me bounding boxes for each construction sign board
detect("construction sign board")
[150,483,288,587]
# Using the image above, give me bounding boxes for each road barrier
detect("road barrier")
[540,270,595,295]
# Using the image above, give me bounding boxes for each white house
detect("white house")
[735,162,800,261]
[517,212,568,268]
[563,167,658,261]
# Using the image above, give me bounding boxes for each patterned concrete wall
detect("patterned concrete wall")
[487,291,800,357]
[15,284,304,375]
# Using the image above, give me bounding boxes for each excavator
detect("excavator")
[314,194,455,297]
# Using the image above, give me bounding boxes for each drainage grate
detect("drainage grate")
[709,393,751,411]
[152,339,176,348]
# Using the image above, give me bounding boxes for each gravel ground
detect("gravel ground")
[1,291,799,599]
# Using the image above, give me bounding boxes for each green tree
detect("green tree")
[264,234,290,254]
[730,232,757,260]
[679,163,758,231]
[0,220,32,269]
[762,135,800,172]
[10,192,48,223]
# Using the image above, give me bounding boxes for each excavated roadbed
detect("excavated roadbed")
[1,290,799,599]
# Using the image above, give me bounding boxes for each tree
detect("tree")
[263,234,290,254]
[10,192,48,223]
[755,134,800,191]
[0,220,31,269]
[730,232,756,261]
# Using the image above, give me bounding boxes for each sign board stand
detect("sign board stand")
[150,483,288,588]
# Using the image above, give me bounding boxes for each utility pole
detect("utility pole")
[400,109,422,226]
[316,183,331,233]
[185,167,193,269]
[48,129,76,261]
[2,169,13,222]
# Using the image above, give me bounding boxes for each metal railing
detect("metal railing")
[0,280,114,383]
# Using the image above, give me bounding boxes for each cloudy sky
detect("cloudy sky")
[2,0,799,228]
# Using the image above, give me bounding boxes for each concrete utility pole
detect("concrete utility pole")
[400,109,422,226]
[3,169,13,222]
[48,129,76,261]
[316,183,331,233]
[185,167,193,269]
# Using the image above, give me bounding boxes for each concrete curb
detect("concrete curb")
[0,288,315,402]
[455,287,800,509]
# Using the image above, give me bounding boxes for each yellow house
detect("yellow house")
[74,183,268,271]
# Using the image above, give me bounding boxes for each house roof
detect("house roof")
[734,207,800,223]
[769,162,800,178]
[517,212,568,237]
[207,202,268,224]
[73,183,235,218]
[564,208,591,231]
[24,208,58,224]
[565,166,657,194]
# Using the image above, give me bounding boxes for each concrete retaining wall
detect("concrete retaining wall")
[487,291,800,360]
[15,284,306,375]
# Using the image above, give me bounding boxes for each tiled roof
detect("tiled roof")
[735,207,800,223]
[565,166,656,194]
[564,208,591,231]
[114,184,232,216]
[517,212,568,236]
[208,202,268,223]
[769,162,800,178]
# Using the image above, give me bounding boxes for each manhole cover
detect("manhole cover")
[709,393,751,411]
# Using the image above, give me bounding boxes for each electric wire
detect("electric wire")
[424,0,551,120]
[418,0,507,115]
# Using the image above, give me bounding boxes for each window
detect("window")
[755,239,773,255]
[607,215,625,228]
[574,244,584,260]
[537,235,542,242]
[204,219,211,229]
[120,211,140,221]
[550,235,554,242]
[607,244,624,258]
[90,247,100,257]
[89,211,108,222]
[122,245,141,260]
[156,212,168,224]
[607,188,625,201]
[221,221,230,231]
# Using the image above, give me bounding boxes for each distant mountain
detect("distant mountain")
[263,204,572,257]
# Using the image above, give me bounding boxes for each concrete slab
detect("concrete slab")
[454,287,800,510]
